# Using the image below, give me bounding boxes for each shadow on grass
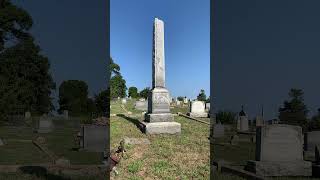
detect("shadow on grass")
[19,166,71,180]
[116,114,145,133]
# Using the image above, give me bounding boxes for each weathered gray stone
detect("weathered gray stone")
[187,101,208,118]
[37,116,53,133]
[145,113,174,123]
[142,18,180,134]
[213,124,225,138]
[255,116,264,127]
[121,98,127,104]
[176,100,181,106]
[230,135,239,145]
[143,122,181,135]
[304,131,320,160]
[316,145,320,164]
[0,138,4,146]
[246,160,311,177]
[79,125,108,152]
[135,101,147,111]
[63,110,69,119]
[123,137,151,145]
[55,157,71,166]
[205,103,210,112]
[239,116,248,131]
[25,111,31,119]
[247,124,311,176]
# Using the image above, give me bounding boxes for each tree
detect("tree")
[128,87,139,98]
[206,96,210,103]
[197,89,207,101]
[0,0,33,51]
[58,80,89,116]
[110,74,127,99]
[279,88,308,131]
[177,96,184,101]
[109,57,126,99]
[139,87,150,99]
[95,89,109,116]
[0,1,55,121]
[215,111,236,124]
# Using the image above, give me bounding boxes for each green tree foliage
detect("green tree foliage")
[206,96,210,103]
[110,57,126,99]
[58,80,90,116]
[95,89,109,116]
[197,89,207,101]
[177,96,184,101]
[215,111,236,124]
[110,74,126,99]
[128,86,139,98]
[279,88,308,131]
[139,87,150,99]
[0,0,33,51]
[0,2,55,120]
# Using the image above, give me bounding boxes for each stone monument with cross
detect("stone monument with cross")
[143,18,181,134]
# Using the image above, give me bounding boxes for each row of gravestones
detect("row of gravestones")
[24,110,69,120]
[134,99,210,117]
[211,123,320,177]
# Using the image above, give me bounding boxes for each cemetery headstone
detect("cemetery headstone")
[246,124,312,176]
[135,101,148,111]
[25,111,31,119]
[0,138,4,146]
[187,101,208,118]
[255,116,264,127]
[176,100,181,106]
[316,145,320,164]
[230,135,239,145]
[183,97,188,104]
[79,124,108,152]
[63,110,69,120]
[205,103,210,112]
[37,115,53,133]
[143,18,181,134]
[121,98,127,104]
[237,108,248,131]
[213,124,225,138]
[304,131,320,160]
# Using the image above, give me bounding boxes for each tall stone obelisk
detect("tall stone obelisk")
[143,18,181,134]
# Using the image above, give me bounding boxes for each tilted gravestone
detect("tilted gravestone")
[246,124,312,176]
[79,124,108,152]
[142,18,180,134]
[187,101,208,118]
[37,115,54,133]
[135,101,148,111]
[230,135,239,145]
[304,131,320,160]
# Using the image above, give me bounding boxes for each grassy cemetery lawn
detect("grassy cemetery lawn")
[110,99,210,179]
[0,117,102,165]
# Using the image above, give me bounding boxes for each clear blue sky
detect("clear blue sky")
[111,0,210,99]
[13,0,108,110]
[214,0,320,120]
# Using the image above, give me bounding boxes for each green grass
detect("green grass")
[110,100,210,179]
[0,117,102,165]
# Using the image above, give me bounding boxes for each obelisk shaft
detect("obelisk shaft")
[152,18,165,88]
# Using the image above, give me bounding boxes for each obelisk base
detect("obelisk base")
[145,113,174,122]
[142,121,181,135]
